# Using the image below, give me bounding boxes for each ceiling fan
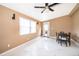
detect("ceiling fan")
[34,3,60,13]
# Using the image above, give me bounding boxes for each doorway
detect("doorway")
[43,22,49,37]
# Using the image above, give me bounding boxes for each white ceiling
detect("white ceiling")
[1,3,77,21]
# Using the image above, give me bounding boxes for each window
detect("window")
[19,17,36,35]
[30,20,36,33]
[19,17,30,35]
[43,22,49,31]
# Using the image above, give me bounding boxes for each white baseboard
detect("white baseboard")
[71,39,79,46]
[0,37,37,56]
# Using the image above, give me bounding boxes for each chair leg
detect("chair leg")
[65,41,67,47]
[69,41,71,46]
[60,41,62,46]
[58,40,60,44]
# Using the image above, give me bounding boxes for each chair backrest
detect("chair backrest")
[59,32,65,37]
[67,32,71,40]
[58,32,68,40]
[56,32,71,40]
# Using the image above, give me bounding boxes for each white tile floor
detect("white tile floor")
[1,37,79,56]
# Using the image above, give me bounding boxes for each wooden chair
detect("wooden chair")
[56,32,71,47]
[67,32,71,46]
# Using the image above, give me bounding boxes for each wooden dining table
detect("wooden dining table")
[56,32,71,47]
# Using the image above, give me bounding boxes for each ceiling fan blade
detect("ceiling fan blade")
[49,3,60,7]
[41,8,46,13]
[45,3,48,6]
[34,6,45,8]
[49,7,54,12]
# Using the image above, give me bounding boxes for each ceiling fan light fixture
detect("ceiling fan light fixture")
[34,3,60,13]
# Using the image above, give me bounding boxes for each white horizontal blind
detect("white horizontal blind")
[30,20,36,33]
[19,17,36,35]
[19,17,30,35]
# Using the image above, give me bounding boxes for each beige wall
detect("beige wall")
[49,16,72,37]
[0,4,79,54]
[0,5,41,53]
[71,8,79,41]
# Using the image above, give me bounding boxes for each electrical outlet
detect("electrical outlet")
[8,44,10,48]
